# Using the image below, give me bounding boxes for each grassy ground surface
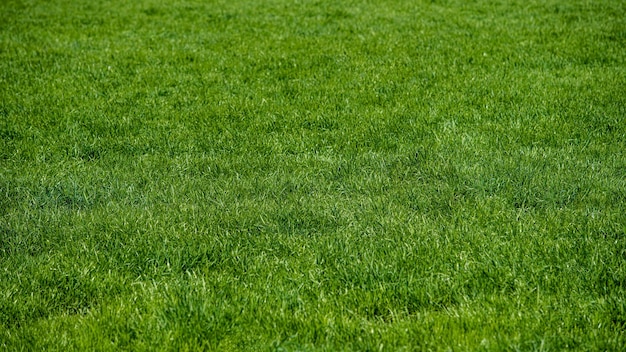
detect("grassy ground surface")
[1,0,625,350]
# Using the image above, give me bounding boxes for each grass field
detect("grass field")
[1,0,625,350]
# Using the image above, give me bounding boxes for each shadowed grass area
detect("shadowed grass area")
[1,0,625,350]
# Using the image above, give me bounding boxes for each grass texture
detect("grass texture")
[1,0,625,350]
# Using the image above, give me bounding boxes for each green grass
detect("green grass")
[1,0,625,350]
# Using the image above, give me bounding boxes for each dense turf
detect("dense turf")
[1,0,625,350]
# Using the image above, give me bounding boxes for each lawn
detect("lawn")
[1,0,625,350]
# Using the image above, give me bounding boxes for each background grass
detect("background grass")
[1,0,625,350]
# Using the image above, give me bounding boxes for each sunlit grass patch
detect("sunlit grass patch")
[1,0,625,350]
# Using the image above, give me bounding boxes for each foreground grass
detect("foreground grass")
[1,0,625,350]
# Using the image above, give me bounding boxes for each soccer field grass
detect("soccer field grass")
[1,0,625,350]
